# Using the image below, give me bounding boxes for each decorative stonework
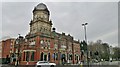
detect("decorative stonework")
[29,3,52,35]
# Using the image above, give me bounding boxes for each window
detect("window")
[75,55,77,60]
[30,40,35,46]
[10,45,12,48]
[11,42,13,45]
[53,53,58,60]
[23,52,25,61]
[48,53,50,61]
[77,55,79,60]
[40,40,44,45]
[55,53,58,60]
[69,46,72,52]
[45,40,47,46]
[48,41,50,49]
[25,39,27,42]
[54,43,58,49]
[31,52,34,61]
[40,52,43,61]
[69,54,72,60]
[26,52,29,61]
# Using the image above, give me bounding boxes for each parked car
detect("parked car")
[36,61,56,67]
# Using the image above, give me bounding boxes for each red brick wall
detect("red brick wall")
[19,35,81,65]
[2,39,11,58]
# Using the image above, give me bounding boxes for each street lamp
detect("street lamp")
[82,22,89,67]
[82,23,88,42]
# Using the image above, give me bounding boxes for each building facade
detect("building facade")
[13,3,81,65]
[0,38,15,64]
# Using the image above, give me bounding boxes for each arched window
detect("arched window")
[26,52,29,62]
[54,43,58,49]
[40,52,43,61]
[40,40,44,45]
[31,52,34,61]
[48,53,50,61]
[54,53,58,60]
[69,54,72,60]
[23,52,25,61]
[48,40,50,49]
[75,55,77,60]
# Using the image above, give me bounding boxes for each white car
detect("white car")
[36,61,56,67]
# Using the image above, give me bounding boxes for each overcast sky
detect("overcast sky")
[1,2,118,47]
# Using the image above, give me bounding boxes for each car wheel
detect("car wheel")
[50,65,54,67]
[37,65,41,67]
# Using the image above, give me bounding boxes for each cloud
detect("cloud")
[2,0,120,2]
[1,2,118,47]
[2,2,37,38]
[93,30,118,45]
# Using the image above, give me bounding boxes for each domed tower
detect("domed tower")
[30,3,52,34]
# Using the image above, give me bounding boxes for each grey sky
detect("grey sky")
[1,2,118,47]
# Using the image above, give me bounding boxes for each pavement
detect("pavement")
[0,61,120,67]
[89,61,120,67]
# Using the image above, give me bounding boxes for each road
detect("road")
[0,61,120,67]
[89,61,120,67]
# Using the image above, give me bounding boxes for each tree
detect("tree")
[88,40,110,61]
[101,43,110,60]
[112,47,120,60]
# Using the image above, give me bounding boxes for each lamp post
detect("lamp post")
[82,23,89,67]
[82,23,88,42]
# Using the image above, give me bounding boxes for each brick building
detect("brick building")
[0,38,15,64]
[13,3,81,65]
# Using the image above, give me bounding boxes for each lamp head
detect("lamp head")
[85,23,88,25]
[82,24,85,26]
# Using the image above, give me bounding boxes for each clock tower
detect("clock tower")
[30,3,52,34]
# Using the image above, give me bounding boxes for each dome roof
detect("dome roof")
[34,3,48,10]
